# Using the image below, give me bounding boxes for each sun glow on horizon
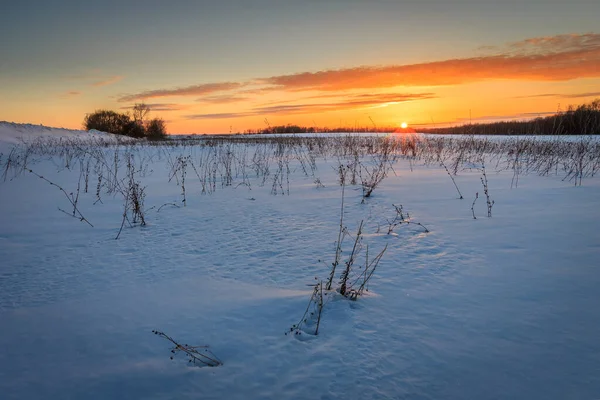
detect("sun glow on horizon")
[401,122,408,129]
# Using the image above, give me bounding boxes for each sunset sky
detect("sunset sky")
[1,0,600,134]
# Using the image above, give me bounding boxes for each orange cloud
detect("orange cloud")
[515,91,600,99]
[118,33,600,103]
[58,90,81,99]
[412,111,559,128]
[195,94,249,104]
[120,103,185,112]
[458,111,558,123]
[260,34,600,91]
[91,75,124,87]
[119,82,245,102]
[186,92,435,119]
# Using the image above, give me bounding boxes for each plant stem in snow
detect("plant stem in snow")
[326,183,345,291]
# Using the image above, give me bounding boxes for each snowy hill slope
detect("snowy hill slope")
[0,121,130,147]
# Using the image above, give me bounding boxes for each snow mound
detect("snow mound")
[0,121,133,148]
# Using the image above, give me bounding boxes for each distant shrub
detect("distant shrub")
[123,120,146,139]
[145,118,167,140]
[84,110,131,136]
[83,104,168,140]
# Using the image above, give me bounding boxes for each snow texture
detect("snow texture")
[0,121,132,145]
[0,123,599,399]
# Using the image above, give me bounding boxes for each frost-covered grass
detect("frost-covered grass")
[1,125,599,399]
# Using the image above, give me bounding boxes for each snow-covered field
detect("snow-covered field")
[1,124,599,399]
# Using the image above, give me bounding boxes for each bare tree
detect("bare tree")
[132,103,151,126]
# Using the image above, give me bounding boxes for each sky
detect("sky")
[1,0,600,134]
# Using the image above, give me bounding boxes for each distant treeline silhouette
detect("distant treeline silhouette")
[243,124,412,135]
[422,99,600,135]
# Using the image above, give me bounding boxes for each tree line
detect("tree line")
[422,99,600,135]
[242,124,411,135]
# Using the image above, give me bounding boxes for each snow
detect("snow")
[0,121,132,146]
[1,124,599,399]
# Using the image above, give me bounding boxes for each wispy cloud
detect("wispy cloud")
[120,33,600,105]
[91,75,124,87]
[515,91,600,99]
[186,92,435,119]
[562,91,600,99]
[59,91,81,99]
[64,70,124,91]
[513,93,560,99]
[259,33,600,91]
[187,112,252,120]
[120,103,185,112]
[119,82,245,102]
[413,111,558,127]
[505,33,600,54]
[454,111,557,124]
[195,94,249,104]
[254,93,436,114]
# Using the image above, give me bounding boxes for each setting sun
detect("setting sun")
[401,122,408,129]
